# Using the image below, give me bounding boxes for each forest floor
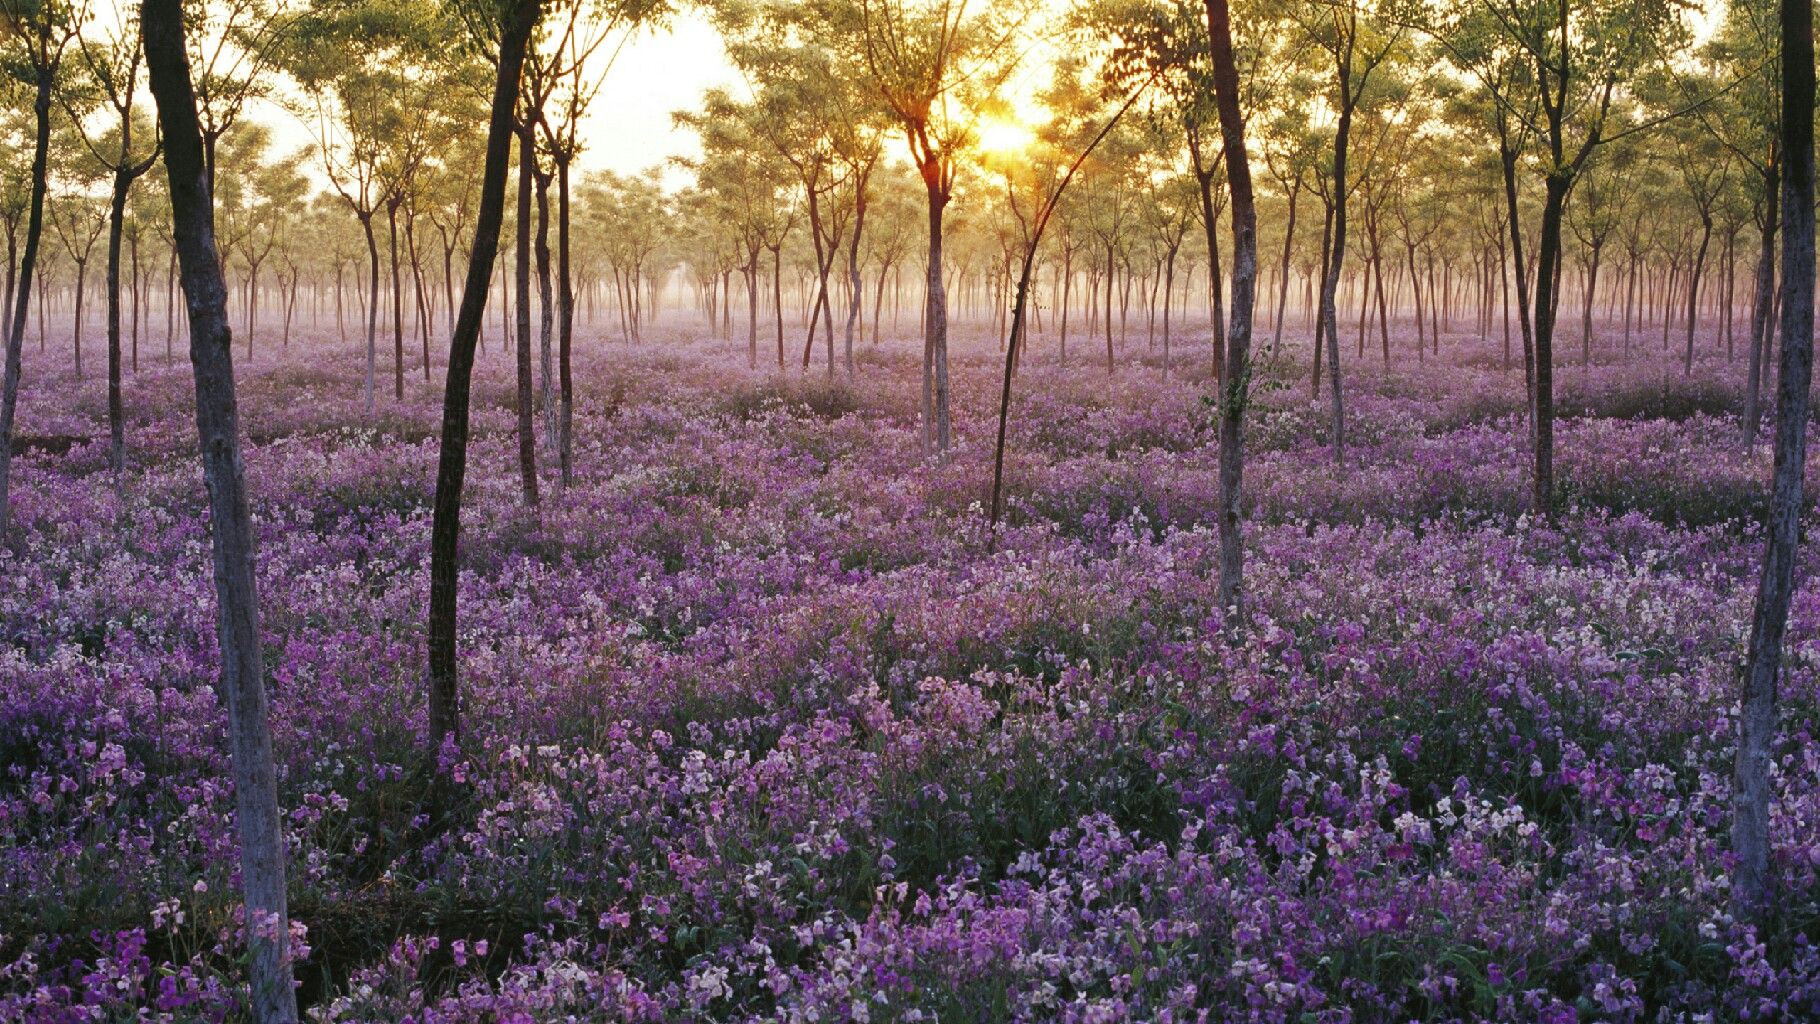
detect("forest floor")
[2,318,1819,1021]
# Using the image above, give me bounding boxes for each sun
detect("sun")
[975,115,1037,158]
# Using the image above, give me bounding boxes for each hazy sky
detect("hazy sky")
[263,10,741,189]
[569,11,741,181]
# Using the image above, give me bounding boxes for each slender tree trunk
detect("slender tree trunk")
[1581,244,1601,369]
[1685,215,1712,374]
[844,182,866,377]
[0,60,52,538]
[533,167,556,468]
[1745,165,1780,446]
[923,179,951,455]
[556,158,574,489]
[143,6,299,1020]
[107,169,132,479]
[429,0,541,750]
[1273,184,1298,356]
[387,201,405,401]
[1319,89,1353,462]
[1532,172,1570,518]
[1502,143,1537,421]
[1206,0,1256,619]
[361,214,380,414]
[514,127,540,506]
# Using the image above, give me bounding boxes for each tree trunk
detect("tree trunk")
[1744,163,1780,447]
[387,201,404,401]
[1733,0,1814,920]
[1685,215,1713,374]
[556,158,574,489]
[533,166,556,468]
[1532,173,1570,518]
[1205,0,1256,620]
[514,128,540,506]
[108,170,131,479]
[923,180,951,454]
[1319,87,1352,462]
[0,53,52,537]
[429,0,541,750]
[361,214,380,414]
[143,5,299,1020]
[1273,184,1297,356]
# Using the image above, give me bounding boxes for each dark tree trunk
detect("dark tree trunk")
[1733,0,1814,920]
[428,0,540,749]
[1205,0,1256,619]
[557,156,574,489]
[1273,182,1298,357]
[143,4,299,1020]
[514,127,540,506]
[533,165,555,466]
[361,214,380,413]
[387,199,405,401]
[1744,163,1780,447]
[1502,143,1537,421]
[107,170,132,478]
[1685,214,1712,375]
[0,60,52,537]
[1532,173,1569,518]
[1319,80,1352,462]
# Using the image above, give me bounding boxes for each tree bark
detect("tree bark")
[1733,0,1815,920]
[1205,0,1256,620]
[143,4,299,1019]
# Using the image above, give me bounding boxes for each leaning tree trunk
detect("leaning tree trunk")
[0,62,52,539]
[429,0,541,749]
[1733,0,1815,921]
[143,4,299,1021]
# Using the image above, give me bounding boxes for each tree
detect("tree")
[64,5,161,477]
[1202,0,1256,620]
[854,0,1032,455]
[1731,0,1814,922]
[1292,0,1401,463]
[427,0,543,751]
[142,1,297,1020]
[290,0,448,410]
[535,0,669,488]
[1422,0,1684,514]
[984,60,1149,526]
[48,188,106,378]
[0,0,84,539]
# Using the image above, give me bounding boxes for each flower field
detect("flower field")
[2,327,1818,1022]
